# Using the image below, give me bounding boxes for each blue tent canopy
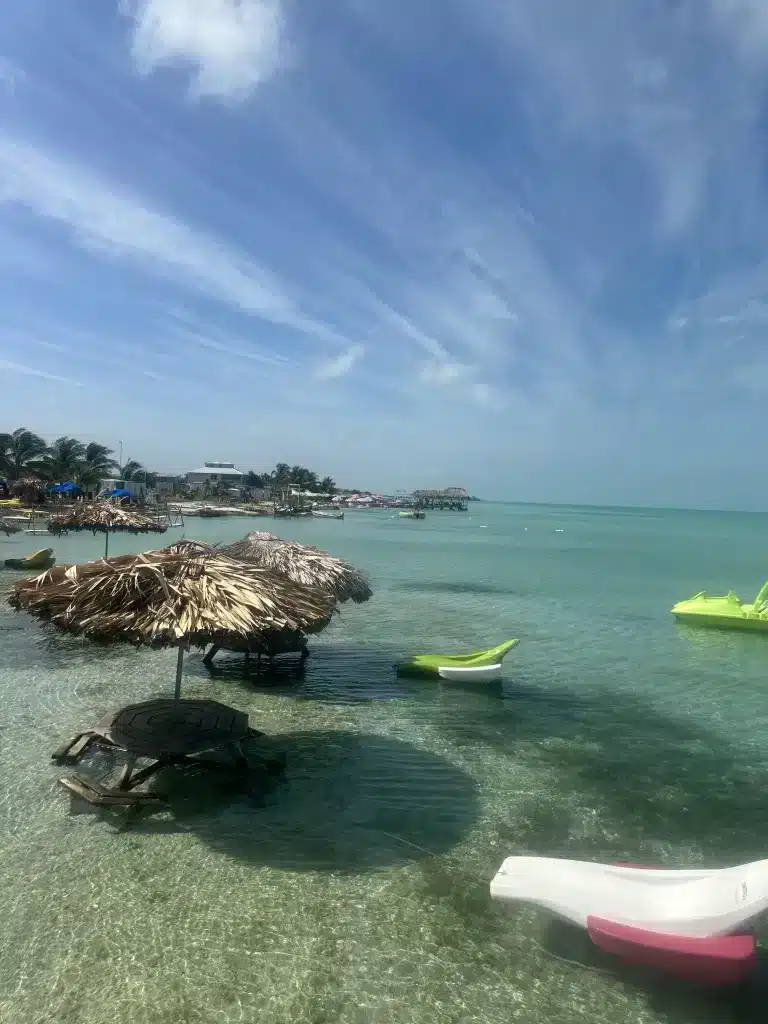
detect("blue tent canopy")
[53,482,82,494]
[103,488,135,499]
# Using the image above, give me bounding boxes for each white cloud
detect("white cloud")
[314,344,364,380]
[416,361,500,408]
[0,359,82,385]
[0,136,342,344]
[418,360,469,386]
[172,325,296,366]
[452,0,763,236]
[121,0,284,100]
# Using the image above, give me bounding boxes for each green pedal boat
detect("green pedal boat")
[396,639,519,682]
[671,581,768,632]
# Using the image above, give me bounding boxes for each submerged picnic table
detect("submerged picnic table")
[54,698,274,808]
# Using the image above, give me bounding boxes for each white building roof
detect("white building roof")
[188,463,243,476]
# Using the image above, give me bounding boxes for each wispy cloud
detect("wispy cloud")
[172,324,297,367]
[314,344,364,380]
[418,360,469,387]
[1,0,767,504]
[453,0,766,237]
[0,136,344,346]
[0,359,82,385]
[120,0,284,100]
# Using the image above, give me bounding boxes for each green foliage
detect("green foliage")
[80,443,119,488]
[117,459,147,482]
[0,427,135,489]
[0,427,340,499]
[243,470,266,488]
[42,436,87,482]
[0,427,49,480]
[266,464,335,494]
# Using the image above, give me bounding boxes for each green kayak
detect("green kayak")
[671,581,768,632]
[396,639,520,681]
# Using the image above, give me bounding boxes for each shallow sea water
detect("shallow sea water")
[2,503,768,1023]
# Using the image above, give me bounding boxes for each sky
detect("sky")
[2,1,768,507]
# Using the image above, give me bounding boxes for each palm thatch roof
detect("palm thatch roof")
[164,539,216,556]
[10,477,45,500]
[219,531,372,604]
[9,548,336,649]
[47,503,168,537]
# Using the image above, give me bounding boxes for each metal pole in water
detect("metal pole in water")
[174,642,184,701]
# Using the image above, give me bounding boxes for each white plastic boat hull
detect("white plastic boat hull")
[436,663,502,682]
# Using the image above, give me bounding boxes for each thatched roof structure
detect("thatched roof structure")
[164,539,215,556]
[9,548,336,649]
[10,477,45,502]
[47,503,168,537]
[219,532,372,604]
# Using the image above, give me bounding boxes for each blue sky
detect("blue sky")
[1,1,768,507]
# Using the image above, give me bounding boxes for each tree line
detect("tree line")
[244,464,337,495]
[0,427,152,489]
[0,427,338,496]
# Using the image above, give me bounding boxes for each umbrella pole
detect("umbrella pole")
[104,526,109,559]
[174,642,184,701]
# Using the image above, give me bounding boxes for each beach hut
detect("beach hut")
[9,547,336,805]
[47,502,168,556]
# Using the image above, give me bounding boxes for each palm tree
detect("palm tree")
[290,465,319,492]
[0,427,48,480]
[43,436,87,482]
[0,432,10,479]
[79,442,118,490]
[319,476,337,496]
[271,463,291,487]
[117,459,146,482]
[244,470,266,488]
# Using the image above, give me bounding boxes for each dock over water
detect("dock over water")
[413,488,468,511]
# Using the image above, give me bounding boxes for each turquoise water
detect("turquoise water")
[2,502,768,1023]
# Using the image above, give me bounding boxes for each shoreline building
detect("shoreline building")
[186,461,243,494]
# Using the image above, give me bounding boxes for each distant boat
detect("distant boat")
[399,510,426,520]
[311,509,344,520]
[274,507,311,518]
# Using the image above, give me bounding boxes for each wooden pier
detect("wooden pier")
[412,488,469,511]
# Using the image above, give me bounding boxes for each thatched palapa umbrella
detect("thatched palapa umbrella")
[47,502,168,557]
[201,532,371,665]
[10,549,336,800]
[10,548,336,697]
[220,532,372,604]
